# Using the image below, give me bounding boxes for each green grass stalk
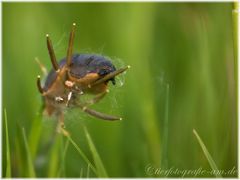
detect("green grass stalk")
[84,127,108,177]
[65,131,97,175]
[48,135,61,177]
[87,164,90,178]
[232,2,238,67]
[4,109,11,177]
[57,136,69,177]
[161,84,169,171]
[22,128,36,177]
[232,2,238,126]
[28,114,43,160]
[80,168,83,178]
[193,129,222,178]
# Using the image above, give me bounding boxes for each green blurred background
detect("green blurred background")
[2,2,237,178]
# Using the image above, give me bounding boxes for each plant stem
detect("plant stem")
[4,109,11,177]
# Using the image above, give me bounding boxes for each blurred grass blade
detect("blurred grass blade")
[232,2,238,106]
[84,127,108,177]
[22,127,36,177]
[126,5,161,166]
[161,84,169,170]
[48,135,61,177]
[193,129,222,178]
[232,2,238,65]
[80,168,83,178]
[4,109,11,177]
[87,164,90,178]
[64,130,97,175]
[28,113,43,159]
[58,136,69,177]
